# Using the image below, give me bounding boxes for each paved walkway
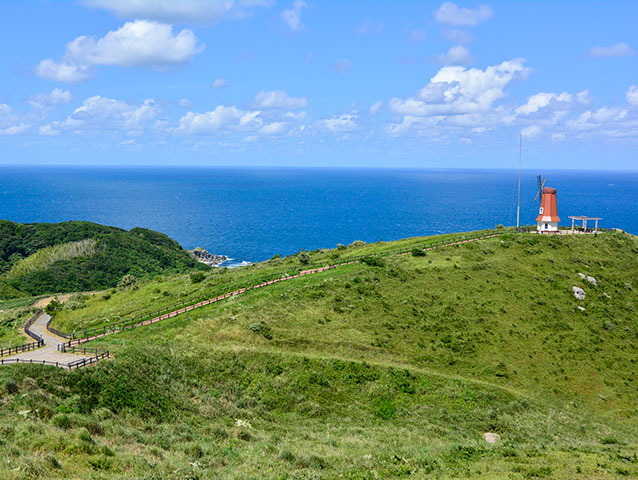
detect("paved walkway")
[4,313,95,366]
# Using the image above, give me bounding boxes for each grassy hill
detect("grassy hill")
[0,230,637,479]
[0,220,206,297]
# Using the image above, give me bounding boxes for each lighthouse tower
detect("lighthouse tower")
[536,187,560,233]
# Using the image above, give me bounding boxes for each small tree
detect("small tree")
[411,248,426,257]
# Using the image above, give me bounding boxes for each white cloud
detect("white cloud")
[42,95,160,134]
[521,125,541,138]
[319,113,358,132]
[260,122,286,135]
[251,90,307,109]
[389,59,529,117]
[331,59,353,74]
[589,42,635,58]
[432,45,473,65]
[176,106,262,135]
[567,107,628,131]
[281,1,307,32]
[82,0,273,25]
[66,21,204,67]
[409,29,426,42]
[0,124,29,135]
[28,88,73,110]
[36,21,204,83]
[514,92,573,115]
[434,2,493,27]
[39,124,60,136]
[178,99,193,109]
[0,104,28,134]
[35,60,92,83]
[626,85,638,107]
[211,77,229,88]
[370,101,383,115]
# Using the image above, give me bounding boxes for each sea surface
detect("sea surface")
[0,166,636,263]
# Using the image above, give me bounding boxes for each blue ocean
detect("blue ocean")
[0,167,635,263]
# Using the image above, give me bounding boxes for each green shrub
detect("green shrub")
[117,274,137,288]
[411,248,426,257]
[297,251,311,265]
[361,256,385,267]
[5,378,18,394]
[190,272,206,284]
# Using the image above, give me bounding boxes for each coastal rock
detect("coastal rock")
[578,306,586,312]
[483,432,500,444]
[572,286,586,300]
[189,247,227,267]
[586,276,597,286]
[578,273,586,280]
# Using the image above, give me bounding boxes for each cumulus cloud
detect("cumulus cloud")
[589,42,635,58]
[35,60,92,83]
[319,113,358,132]
[281,1,307,32]
[432,45,473,65]
[331,59,353,74]
[41,95,160,134]
[434,2,493,27]
[211,77,229,88]
[176,106,262,135]
[389,59,529,117]
[626,85,638,106]
[0,104,29,135]
[36,21,204,82]
[39,124,60,136]
[82,0,272,25]
[28,88,73,110]
[251,90,307,109]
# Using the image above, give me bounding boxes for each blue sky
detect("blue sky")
[0,0,637,169]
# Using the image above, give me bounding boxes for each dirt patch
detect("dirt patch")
[31,294,74,309]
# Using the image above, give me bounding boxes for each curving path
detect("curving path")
[2,313,96,367]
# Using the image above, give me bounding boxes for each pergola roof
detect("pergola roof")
[568,216,602,220]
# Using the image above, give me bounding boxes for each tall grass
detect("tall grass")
[6,239,98,278]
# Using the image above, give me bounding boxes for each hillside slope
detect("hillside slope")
[1,230,637,479]
[0,220,206,297]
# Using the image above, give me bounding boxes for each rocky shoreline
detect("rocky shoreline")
[188,247,228,267]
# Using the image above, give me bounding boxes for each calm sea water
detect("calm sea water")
[0,167,635,263]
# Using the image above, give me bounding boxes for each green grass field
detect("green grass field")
[0,230,637,479]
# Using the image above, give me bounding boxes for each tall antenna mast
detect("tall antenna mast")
[516,134,522,229]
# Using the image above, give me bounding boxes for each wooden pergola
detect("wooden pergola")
[568,216,602,233]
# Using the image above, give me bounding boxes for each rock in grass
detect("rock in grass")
[578,273,586,280]
[586,276,597,286]
[572,286,586,300]
[483,432,501,444]
[578,306,586,312]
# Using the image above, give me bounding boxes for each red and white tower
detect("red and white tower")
[536,187,560,233]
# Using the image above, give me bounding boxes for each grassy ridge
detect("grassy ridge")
[0,221,206,297]
[0,230,637,479]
